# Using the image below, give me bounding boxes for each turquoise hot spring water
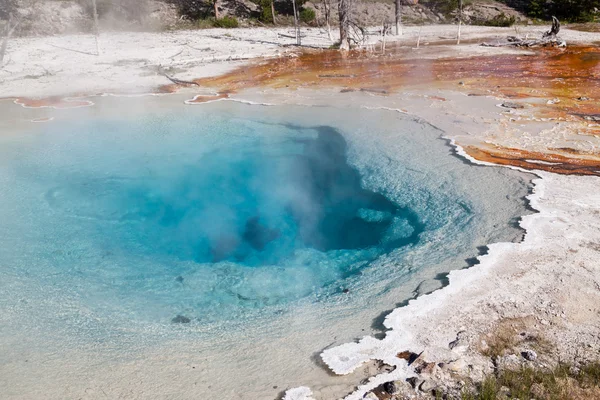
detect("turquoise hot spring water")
[0,97,532,399]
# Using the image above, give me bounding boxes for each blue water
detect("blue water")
[0,101,533,399]
[0,102,531,330]
[33,122,421,318]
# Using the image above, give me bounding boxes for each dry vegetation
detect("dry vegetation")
[461,362,600,400]
[464,318,600,400]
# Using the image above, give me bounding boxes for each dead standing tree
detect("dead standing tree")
[395,0,402,36]
[0,14,20,67]
[271,0,276,25]
[291,0,300,45]
[322,0,334,42]
[214,0,220,19]
[456,0,463,44]
[339,0,352,50]
[91,0,101,55]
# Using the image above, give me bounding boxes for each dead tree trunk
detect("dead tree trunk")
[543,16,560,38]
[292,0,300,45]
[91,0,100,55]
[271,0,276,25]
[0,14,19,66]
[339,0,351,50]
[456,0,462,45]
[395,0,402,36]
[481,17,565,48]
[323,0,333,42]
[214,0,220,19]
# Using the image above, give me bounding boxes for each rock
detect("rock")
[449,330,469,352]
[547,98,561,105]
[175,275,184,283]
[397,351,421,365]
[372,383,395,399]
[500,102,524,109]
[577,96,590,101]
[376,361,396,373]
[583,114,600,121]
[415,361,437,375]
[171,315,191,324]
[480,339,489,353]
[382,381,396,394]
[444,358,468,373]
[363,392,378,400]
[406,376,424,389]
[497,354,521,370]
[521,349,537,361]
[499,385,511,397]
[419,379,438,393]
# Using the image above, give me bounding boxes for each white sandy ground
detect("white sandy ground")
[316,170,600,399]
[2,24,600,400]
[1,24,600,99]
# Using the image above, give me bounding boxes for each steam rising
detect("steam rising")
[79,126,420,266]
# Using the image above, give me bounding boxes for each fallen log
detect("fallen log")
[481,17,566,48]
[157,65,199,87]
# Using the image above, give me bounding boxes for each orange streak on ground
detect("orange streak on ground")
[463,145,600,176]
[14,97,94,109]
[193,46,600,175]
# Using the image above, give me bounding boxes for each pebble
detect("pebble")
[501,101,524,109]
[172,315,191,324]
[521,350,537,361]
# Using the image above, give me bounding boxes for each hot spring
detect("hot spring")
[0,97,532,399]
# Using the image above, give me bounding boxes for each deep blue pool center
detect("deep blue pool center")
[96,125,421,266]
[19,117,426,321]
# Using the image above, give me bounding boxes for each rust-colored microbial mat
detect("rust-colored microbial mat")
[13,97,94,109]
[194,46,600,175]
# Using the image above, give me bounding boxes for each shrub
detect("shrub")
[483,13,516,27]
[213,16,239,28]
[164,0,212,20]
[258,0,274,23]
[421,0,473,17]
[299,7,315,23]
